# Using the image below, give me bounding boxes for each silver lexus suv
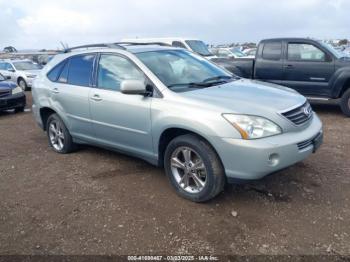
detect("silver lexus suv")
[32,43,323,202]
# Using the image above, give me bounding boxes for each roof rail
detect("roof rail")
[115,42,172,47]
[64,43,126,53]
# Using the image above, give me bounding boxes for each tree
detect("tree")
[3,46,17,53]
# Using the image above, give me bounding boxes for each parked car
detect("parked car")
[121,37,239,74]
[32,43,323,202]
[210,47,253,59]
[0,73,26,113]
[243,48,257,57]
[0,59,43,91]
[229,38,350,116]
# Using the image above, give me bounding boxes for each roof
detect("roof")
[63,43,179,55]
[260,37,318,43]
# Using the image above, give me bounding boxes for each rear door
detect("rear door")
[89,53,153,158]
[254,41,284,84]
[282,41,335,96]
[49,54,95,140]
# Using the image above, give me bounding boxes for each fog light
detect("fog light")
[268,153,279,166]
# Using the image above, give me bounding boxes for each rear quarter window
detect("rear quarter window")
[47,60,67,82]
[262,42,282,60]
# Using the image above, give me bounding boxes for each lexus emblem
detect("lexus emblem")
[303,106,311,116]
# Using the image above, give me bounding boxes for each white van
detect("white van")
[121,37,218,59]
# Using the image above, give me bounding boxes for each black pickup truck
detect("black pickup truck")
[228,38,350,116]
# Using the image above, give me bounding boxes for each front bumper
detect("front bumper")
[0,92,26,111]
[211,114,323,180]
[25,77,35,87]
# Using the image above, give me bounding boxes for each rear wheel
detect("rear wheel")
[46,113,76,153]
[340,88,350,117]
[164,134,225,202]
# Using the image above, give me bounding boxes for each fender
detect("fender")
[330,67,350,98]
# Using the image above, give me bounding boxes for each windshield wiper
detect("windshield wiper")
[202,75,233,83]
[168,82,212,88]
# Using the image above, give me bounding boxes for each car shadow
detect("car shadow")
[309,101,344,116]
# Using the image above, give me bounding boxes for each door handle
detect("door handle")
[52,88,59,94]
[90,94,102,101]
[284,64,294,69]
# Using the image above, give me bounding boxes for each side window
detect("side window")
[288,43,325,61]
[5,63,14,71]
[47,60,67,82]
[97,54,145,91]
[172,41,187,49]
[58,60,69,83]
[67,54,95,86]
[262,42,282,60]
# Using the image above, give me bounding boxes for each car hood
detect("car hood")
[0,81,17,90]
[181,78,306,115]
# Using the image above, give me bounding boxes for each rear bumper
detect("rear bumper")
[211,113,323,180]
[0,93,26,111]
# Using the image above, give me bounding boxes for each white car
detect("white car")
[210,47,253,59]
[243,48,257,57]
[0,59,43,91]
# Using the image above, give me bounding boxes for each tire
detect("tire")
[164,134,225,202]
[340,88,350,117]
[14,106,25,113]
[18,78,28,91]
[46,113,76,154]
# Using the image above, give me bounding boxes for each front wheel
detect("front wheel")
[340,88,350,117]
[46,113,76,153]
[18,78,28,91]
[164,134,225,202]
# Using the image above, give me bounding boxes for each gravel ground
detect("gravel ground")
[0,92,349,256]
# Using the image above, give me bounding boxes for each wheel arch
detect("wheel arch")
[157,127,222,168]
[17,76,26,85]
[331,68,350,98]
[39,107,58,131]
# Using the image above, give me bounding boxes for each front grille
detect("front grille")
[281,102,313,125]
[0,89,11,98]
[297,139,313,150]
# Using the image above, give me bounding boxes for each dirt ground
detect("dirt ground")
[0,92,349,256]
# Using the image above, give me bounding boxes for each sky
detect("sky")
[0,0,349,50]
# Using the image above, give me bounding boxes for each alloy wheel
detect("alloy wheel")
[19,80,26,91]
[48,120,65,151]
[170,146,207,193]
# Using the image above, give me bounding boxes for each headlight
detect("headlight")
[222,114,282,139]
[12,86,23,95]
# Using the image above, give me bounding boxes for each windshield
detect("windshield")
[319,42,348,58]
[136,49,232,91]
[229,48,246,57]
[13,61,42,71]
[185,40,212,56]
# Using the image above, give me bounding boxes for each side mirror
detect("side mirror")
[7,68,15,72]
[121,80,147,95]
